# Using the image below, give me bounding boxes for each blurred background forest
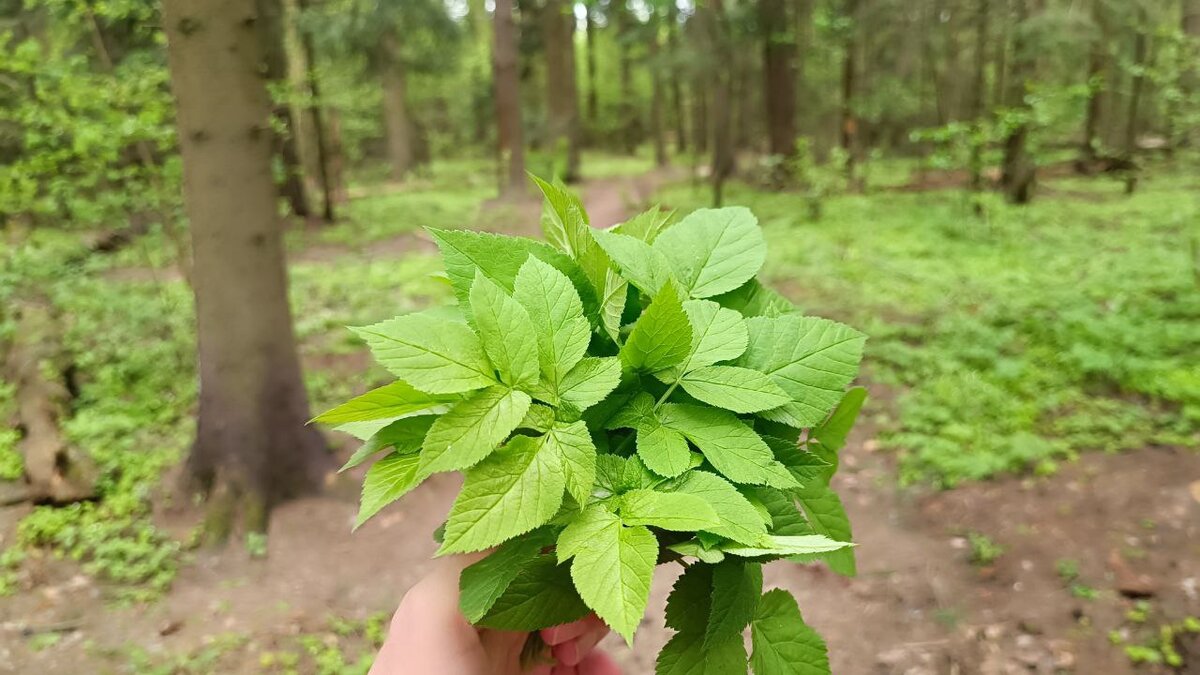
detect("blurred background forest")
[1,0,1199,673]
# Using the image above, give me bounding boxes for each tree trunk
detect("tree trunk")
[585,4,599,127]
[1078,0,1106,171]
[1001,0,1036,205]
[667,1,687,154]
[704,0,735,206]
[650,10,668,167]
[840,0,862,192]
[1122,8,1148,194]
[761,0,796,160]
[494,0,526,195]
[296,0,336,221]
[255,0,310,218]
[615,2,639,155]
[381,34,415,182]
[163,0,330,540]
[1185,0,1200,149]
[967,0,989,207]
[327,109,349,204]
[543,0,582,182]
[794,0,814,135]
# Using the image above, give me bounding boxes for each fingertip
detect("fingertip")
[578,650,622,675]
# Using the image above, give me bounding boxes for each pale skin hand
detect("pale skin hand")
[370,554,621,675]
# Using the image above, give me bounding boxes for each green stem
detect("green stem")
[655,379,680,409]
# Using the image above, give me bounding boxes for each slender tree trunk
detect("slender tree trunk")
[692,80,709,155]
[761,0,796,161]
[163,0,329,540]
[1185,0,1200,149]
[967,0,989,207]
[667,2,687,154]
[380,34,415,182]
[585,4,599,128]
[1123,8,1148,194]
[296,0,336,221]
[255,0,309,218]
[650,10,668,167]
[543,0,582,181]
[794,0,813,135]
[704,0,734,206]
[327,109,348,204]
[840,0,862,191]
[1001,0,1036,204]
[494,0,526,195]
[615,2,639,155]
[1078,0,1106,171]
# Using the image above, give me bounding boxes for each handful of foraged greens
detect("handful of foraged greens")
[316,176,867,673]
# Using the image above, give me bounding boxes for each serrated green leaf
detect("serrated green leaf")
[621,283,693,373]
[477,555,590,631]
[675,299,749,374]
[418,387,532,475]
[469,270,539,388]
[707,561,762,646]
[794,482,856,576]
[810,386,867,481]
[736,315,866,428]
[765,437,832,486]
[592,229,675,295]
[636,423,692,477]
[557,504,620,562]
[543,421,597,506]
[517,403,556,432]
[750,589,830,675]
[332,418,400,441]
[721,534,850,558]
[667,539,726,563]
[570,522,657,644]
[606,391,656,430]
[352,314,496,395]
[652,207,766,299]
[665,562,713,633]
[513,256,591,395]
[656,631,749,675]
[679,366,791,414]
[597,268,630,345]
[314,380,455,424]
[558,357,622,413]
[595,453,657,496]
[439,434,565,554]
[659,404,797,488]
[459,528,555,622]
[671,471,767,545]
[712,278,795,318]
[428,227,599,322]
[750,487,815,536]
[612,205,674,242]
[340,415,435,473]
[620,488,720,531]
[532,174,589,255]
[356,452,423,529]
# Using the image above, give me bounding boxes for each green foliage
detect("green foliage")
[319,179,867,671]
[658,169,1200,486]
[966,532,1004,566]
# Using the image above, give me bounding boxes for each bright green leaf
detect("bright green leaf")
[459,528,555,622]
[612,205,674,242]
[543,420,598,507]
[721,534,851,558]
[340,415,434,473]
[419,387,532,475]
[621,283,693,373]
[559,357,622,413]
[352,314,496,395]
[513,256,591,394]
[659,404,797,488]
[656,631,749,675]
[477,555,590,631]
[750,589,831,675]
[671,471,768,545]
[570,522,657,644]
[470,270,539,388]
[592,229,674,295]
[619,488,720,531]
[557,504,620,563]
[679,366,791,413]
[636,423,692,477]
[794,482,856,576]
[355,452,423,529]
[652,207,766,299]
[314,380,455,424]
[706,560,762,646]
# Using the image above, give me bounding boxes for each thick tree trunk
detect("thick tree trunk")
[494,0,526,195]
[163,0,330,540]
[840,0,862,192]
[585,5,599,127]
[1001,0,1036,204]
[967,0,988,206]
[543,0,582,182]
[255,0,310,218]
[380,34,415,182]
[705,0,734,206]
[761,0,796,160]
[296,0,336,221]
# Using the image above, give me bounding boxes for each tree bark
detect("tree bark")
[1185,0,1200,149]
[761,0,797,160]
[585,4,599,127]
[163,0,330,539]
[615,2,640,155]
[1122,7,1148,194]
[1078,0,1106,171]
[967,0,989,206]
[493,0,526,195]
[255,0,310,218]
[704,0,734,206]
[649,10,668,167]
[543,0,582,181]
[1001,0,1036,204]
[840,0,862,192]
[380,34,415,182]
[296,0,337,221]
[667,1,687,154]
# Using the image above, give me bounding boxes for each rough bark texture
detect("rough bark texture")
[1001,0,1036,204]
[3,300,98,504]
[705,0,735,206]
[255,0,309,218]
[543,0,581,182]
[493,0,526,195]
[761,0,796,160]
[163,0,330,538]
[840,0,862,191]
[380,34,415,182]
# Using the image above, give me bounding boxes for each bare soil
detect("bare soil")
[3,170,1198,674]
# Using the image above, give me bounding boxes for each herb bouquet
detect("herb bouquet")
[317,178,867,673]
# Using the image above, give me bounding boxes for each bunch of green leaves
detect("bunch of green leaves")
[318,177,867,672]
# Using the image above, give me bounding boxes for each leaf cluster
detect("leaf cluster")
[318,177,868,672]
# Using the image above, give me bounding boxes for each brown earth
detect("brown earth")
[3,169,1198,674]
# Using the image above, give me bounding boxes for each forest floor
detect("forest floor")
[2,161,1198,674]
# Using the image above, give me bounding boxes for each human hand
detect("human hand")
[370,554,621,675]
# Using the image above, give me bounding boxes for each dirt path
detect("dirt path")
[5,168,1199,674]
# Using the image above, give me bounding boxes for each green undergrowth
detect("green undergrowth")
[656,165,1200,486]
